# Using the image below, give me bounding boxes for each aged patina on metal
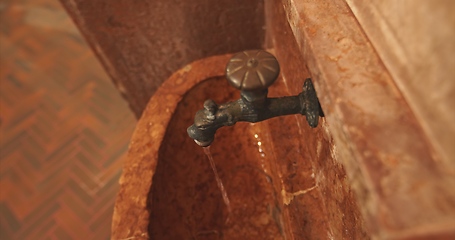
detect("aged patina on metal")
[187,50,322,147]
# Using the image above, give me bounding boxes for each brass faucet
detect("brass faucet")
[187,50,323,147]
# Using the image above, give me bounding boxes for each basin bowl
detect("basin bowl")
[111,54,367,239]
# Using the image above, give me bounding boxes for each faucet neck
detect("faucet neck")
[240,89,268,109]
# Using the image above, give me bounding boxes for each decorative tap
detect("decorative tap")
[187,50,323,147]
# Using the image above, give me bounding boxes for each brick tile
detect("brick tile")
[0,0,136,239]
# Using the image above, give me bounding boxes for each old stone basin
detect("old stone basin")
[111,54,368,240]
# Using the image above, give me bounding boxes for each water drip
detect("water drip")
[202,146,232,218]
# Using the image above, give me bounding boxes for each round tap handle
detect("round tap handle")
[225,50,280,92]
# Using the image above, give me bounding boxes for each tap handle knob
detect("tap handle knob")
[225,50,280,92]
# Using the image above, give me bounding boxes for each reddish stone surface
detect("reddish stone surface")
[345,0,455,167]
[279,0,455,239]
[149,78,285,239]
[265,1,369,238]
[112,50,368,239]
[111,55,232,239]
[60,0,265,117]
[110,0,454,239]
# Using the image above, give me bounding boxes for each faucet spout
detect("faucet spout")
[187,50,323,147]
[187,99,240,147]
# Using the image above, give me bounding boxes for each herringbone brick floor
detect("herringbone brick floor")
[0,0,136,239]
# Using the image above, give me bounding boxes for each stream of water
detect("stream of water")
[203,146,232,215]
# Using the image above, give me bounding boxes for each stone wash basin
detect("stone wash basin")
[112,54,368,240]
